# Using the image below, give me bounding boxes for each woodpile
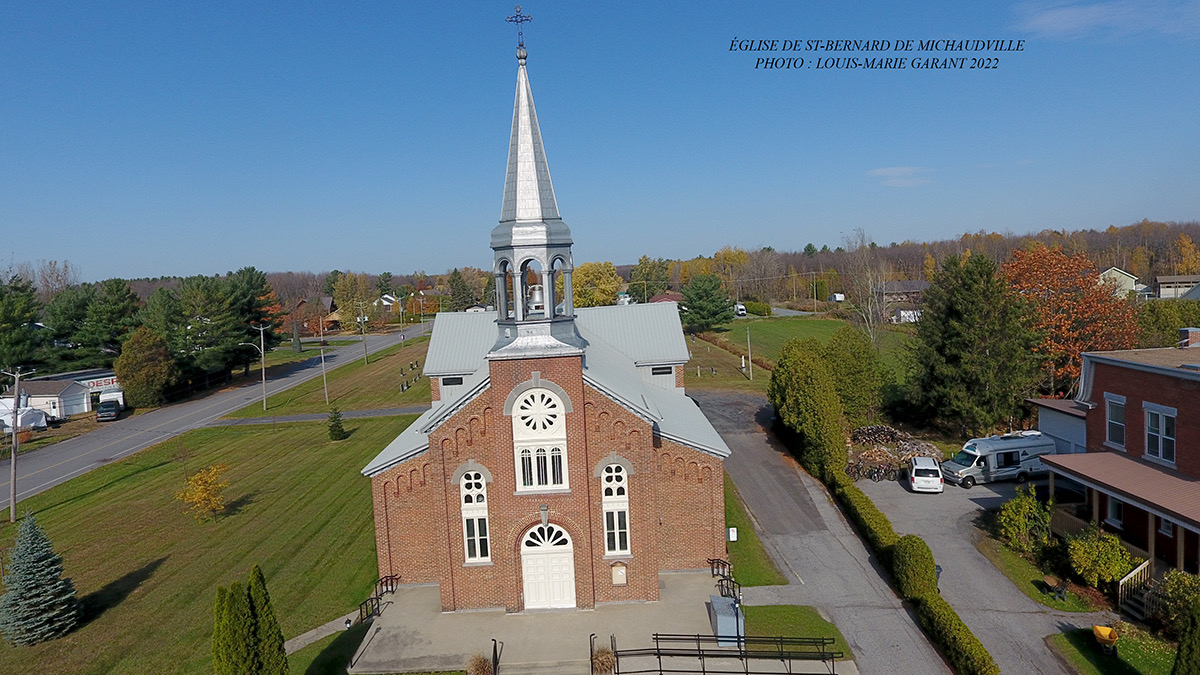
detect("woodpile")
[850,425,908,446]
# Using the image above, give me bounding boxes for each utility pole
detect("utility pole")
[3,367,35,522]
[318,316,329,405]
[746,326,753,381]
[355,300,370,365]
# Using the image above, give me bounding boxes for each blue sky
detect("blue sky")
[3,1,1198,283]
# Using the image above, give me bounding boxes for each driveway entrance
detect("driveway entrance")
[521,523,576,609]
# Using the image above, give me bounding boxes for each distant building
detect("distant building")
[1156,275,1200,299]
[1098,267,1138,297]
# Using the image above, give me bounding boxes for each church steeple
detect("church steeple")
[487,35,583,359]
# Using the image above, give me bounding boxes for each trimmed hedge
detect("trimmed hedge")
[829,473,899,559]
[892,535,938,600]
[914,594,1001,675]
[743,301,772,316]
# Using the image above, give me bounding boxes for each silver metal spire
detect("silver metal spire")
[499,51,561,225]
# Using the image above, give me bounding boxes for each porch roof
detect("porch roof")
[1044,451,1200,532]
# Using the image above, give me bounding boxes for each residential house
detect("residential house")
[1041,328,1200,581]
[1099,267,1138,297]
[1,380,91,420]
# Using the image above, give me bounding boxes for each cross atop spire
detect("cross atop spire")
[506,5,532,54]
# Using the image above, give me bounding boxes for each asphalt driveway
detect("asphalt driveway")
[857,472,1116,675]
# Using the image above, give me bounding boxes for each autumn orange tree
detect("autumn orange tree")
[1002,243,1139,396]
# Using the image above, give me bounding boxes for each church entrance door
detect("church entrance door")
[520,523,576,609]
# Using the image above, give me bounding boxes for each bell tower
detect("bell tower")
[488,31,584,359]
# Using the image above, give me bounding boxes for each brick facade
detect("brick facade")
[1086,362,1200,478]
[370,353,726,612]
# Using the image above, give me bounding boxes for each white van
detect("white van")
[734,303,747,316]
[940,431,1055,489]
[99,389,126,411]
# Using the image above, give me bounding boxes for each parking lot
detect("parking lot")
[858,472,1113,675]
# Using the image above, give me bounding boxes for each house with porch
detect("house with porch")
[1041,328,1200,589]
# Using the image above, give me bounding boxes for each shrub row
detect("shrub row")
[742,300,772,316]
[697,332,776,371]
[828,473,899,559]
[892,534,938,600]
[914,594,1001,675]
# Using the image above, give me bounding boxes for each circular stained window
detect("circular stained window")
[517,390,561,433]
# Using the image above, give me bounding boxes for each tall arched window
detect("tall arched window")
[512,388,568,491]
[601,464,629,555]
[460,471,490,562]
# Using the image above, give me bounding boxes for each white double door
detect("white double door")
[520,524,576,609]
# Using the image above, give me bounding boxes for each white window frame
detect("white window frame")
[460,471,490,563]
[1104,393,1126,450]
[1106,496,1123,529]
[512,389,569,493]
[1144,402,1177,465]
[1159,517,1175,537]
[601,464,630,555]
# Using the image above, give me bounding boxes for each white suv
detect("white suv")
[908,456,944,493]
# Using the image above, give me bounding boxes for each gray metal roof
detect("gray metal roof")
[363,303,729,477]
[499,54,560,226]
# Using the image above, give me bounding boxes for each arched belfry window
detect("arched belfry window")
[511,387,568,491]
[460,471,490,562]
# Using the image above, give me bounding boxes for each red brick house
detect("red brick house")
[1042,328,1200,576]
[361,45,729,613]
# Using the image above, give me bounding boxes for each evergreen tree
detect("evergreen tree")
[0,275,41,375]
[822,324,882,428]
[0,514,80,646]
[446,269,476,312]
[114,327,180,407]
[768,338,846,482]
[1175,600,1200,675]
[328,407,349,441]
[249,565,288,675]
[41,284,93,348]
[226,267,283,355]
[178,275,242,376]
[75,278,140,356]
[909,255,1038,436]
[225,581,258,673]
[212,585,234,675]
[680,274,734,332]
[628,256,670,303]
[376,272,394,297]
[804,243,818,256]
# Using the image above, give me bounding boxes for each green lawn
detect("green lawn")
[1049,626,1176,675]
[743,605,854,661]
[711,316,911,379]
[684,338,767,393]
[0,416,413,675]
[724,472,788,586]
[974,535,1093,612]
[225,337,431,418]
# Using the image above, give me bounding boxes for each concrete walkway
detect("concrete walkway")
[349,573,856,675]
[284,610,359,655]
[691,391,952,675]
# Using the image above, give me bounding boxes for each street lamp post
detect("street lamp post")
[3,367,35,522]
[239,323,270,412]
[355,300,370,366]
[318,316,329,405]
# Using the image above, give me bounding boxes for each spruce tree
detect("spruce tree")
[225,581,259,673]
[212,585,233,675]
[0,514,80,646]
[249,565,288,675]
[680,274,734,332]
[328,407,349,441]
[1174,600,1200,675]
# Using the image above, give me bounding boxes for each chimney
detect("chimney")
[1180,327,1200,348]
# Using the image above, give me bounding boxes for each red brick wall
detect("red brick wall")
[1087,362,1200,478]
[369,352,727,612]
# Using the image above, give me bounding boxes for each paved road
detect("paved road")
[0,324,431,508]
[858,474,1116,675]
[691,391,951,675]
[770,306,816,317]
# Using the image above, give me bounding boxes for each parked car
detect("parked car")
[941,431,1054,488]
[96,400,121,422]
[907,456,944,493]
[734,303,747,316]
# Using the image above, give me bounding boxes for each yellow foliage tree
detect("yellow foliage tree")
[1129,245,1151,280]
[555,261,623,307]
[923,252,937,281]
[177,463,231,521]
[1175,234,1200,275]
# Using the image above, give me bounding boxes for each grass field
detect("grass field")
[1049,626,1176,675]
[225,337,431,418]
[974,535,1094,612]
[683,338,766,393]
[712,316,911,376]
[743,605,854,661]
[0,416,412,675]
[724,472,788,587]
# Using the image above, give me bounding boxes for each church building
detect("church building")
[362,42,730,613]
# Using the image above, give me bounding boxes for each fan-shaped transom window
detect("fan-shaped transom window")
[512,388,568,492]
[523,524,572,549]
[517,390,562,434]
